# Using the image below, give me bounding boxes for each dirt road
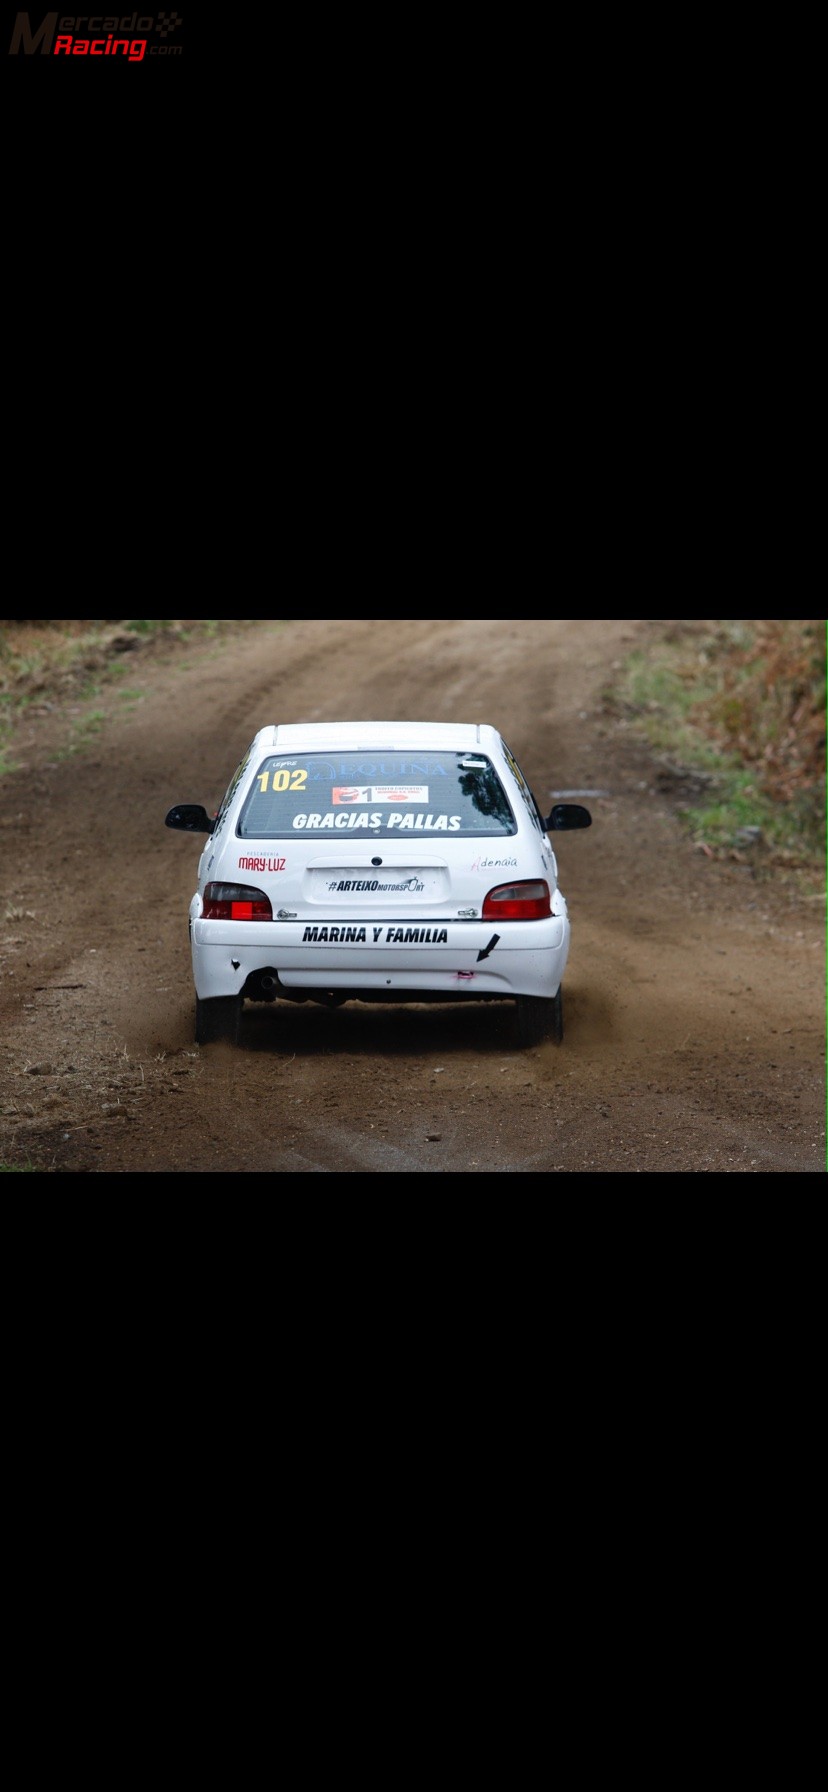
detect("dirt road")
[1,618,824,1174]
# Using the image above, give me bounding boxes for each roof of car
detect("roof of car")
[255,722,503,752]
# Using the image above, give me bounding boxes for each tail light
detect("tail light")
[482,879,551,921]
[202,883,273,920]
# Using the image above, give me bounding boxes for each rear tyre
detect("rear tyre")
[515,985,563,1047]
[195,994,242,1046]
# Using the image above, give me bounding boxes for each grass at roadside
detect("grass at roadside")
[0,619,260,776]
[603,619,826,893]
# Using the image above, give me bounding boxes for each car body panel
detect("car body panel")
[168,721,591,1039]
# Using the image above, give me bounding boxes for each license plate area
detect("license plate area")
[305,862,450,902]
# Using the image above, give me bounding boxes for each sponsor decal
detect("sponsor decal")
[238,856,286,873]
[326,876,425,893]
[471,853,518,870]
[333,786,429,805]
[293,812,461,832]
[302,925,449,944]
[312,760,448,778]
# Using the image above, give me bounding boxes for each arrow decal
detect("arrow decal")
[477,933,500,962]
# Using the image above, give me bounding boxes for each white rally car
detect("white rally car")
[164,721,591,1047]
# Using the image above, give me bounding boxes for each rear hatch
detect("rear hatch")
[304,853,450,911]
[230,748,520,919]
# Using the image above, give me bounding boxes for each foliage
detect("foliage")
[0,620,255,710]
[606,619,826,884]
[0,621,260,777]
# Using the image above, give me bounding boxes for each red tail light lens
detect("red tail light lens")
[202,883,273,921]
[481,880,551,921]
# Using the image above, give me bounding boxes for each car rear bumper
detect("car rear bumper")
[190,914,571,1001]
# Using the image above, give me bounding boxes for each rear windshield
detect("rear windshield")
[236,751,516,839]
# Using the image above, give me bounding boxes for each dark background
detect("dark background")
[2,7,190,185]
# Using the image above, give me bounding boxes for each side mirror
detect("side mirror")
[165,804,215,834]
[544,803,592,831]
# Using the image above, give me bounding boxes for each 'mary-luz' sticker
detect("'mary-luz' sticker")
[238,855,286,873]
[332,786,429,805]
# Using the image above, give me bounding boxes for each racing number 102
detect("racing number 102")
[256,768,308,793]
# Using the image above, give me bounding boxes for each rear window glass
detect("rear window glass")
[236,752,516,839]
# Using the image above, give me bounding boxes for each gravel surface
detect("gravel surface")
[1,617,824,1175]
